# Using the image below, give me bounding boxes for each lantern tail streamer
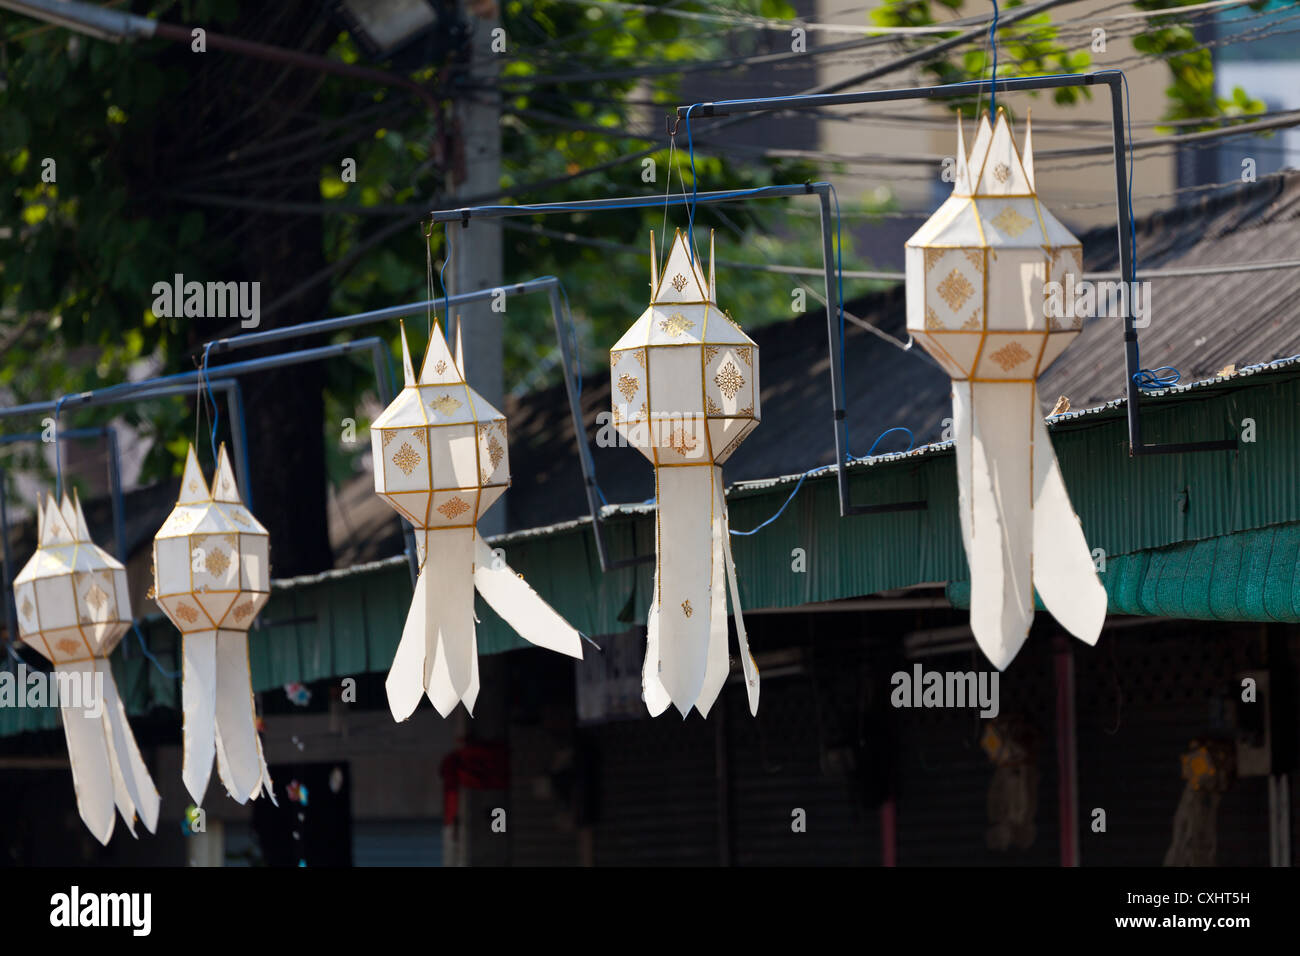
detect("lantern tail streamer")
[954,381,1105,669]
[471,536,584,659]
[181,630,218,804]
[57,662,116,844]
[1030,393,1107,645]
[212,632,271,804]
[95,658,161,835]
[642,569,672,717]
[719,479,760,716]
[654,464,717,716]
[386,570,430,721]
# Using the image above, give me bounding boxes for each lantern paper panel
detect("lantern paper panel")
[371,319,583,721]
[12,492,160,845]
[610,230,761,718]
[153,443,276,807]
[904,109,1106,669]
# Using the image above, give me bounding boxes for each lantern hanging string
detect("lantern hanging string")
[199,341,220,467]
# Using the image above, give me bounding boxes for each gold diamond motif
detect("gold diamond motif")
[437,496,471,520]
[681,599,693,618]
[393,442,421,476]
[714,361,745,400]
[85,584,109,613]
[176,603,199,625]
[990,206,1032,237]
[57,638,82,656]
[659,313,694,337]
[19,596,33,620]
[487,434,505,471]
[616,373,639,401]
[429,393,462,415]
[232,601,255,623]
[993,162,1010,183]
[936,269,975,312]
[205,547,231,577]
[989,341,1033,371]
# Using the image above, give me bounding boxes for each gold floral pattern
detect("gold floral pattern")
[714,361,745,399]
[435,360,447,375]
[57,638,82,656]
[671,273,687,292]
[666,426,699,456]
[437,496,471,520]
[382,430,396,448]
[706,396,722,415]
[231,510,250,527]
[736,346,753,367]
[429,393,462,415]
[634,349,646,368]
[616,373,639,401]
[413,429,427,447]
[681,600,693,618]
[993,162,1010,183]
[925,305,944,330]
[703,345,720,363]
[393,442,421,476]
[990,206,1032,237]
[963,249,983,271]
[19,596,33,620]
[937,269,975,312]
[989,341,1033,371]
[924,248,945,272]
[961,309,981,331]
[659,313,694,337]
[232,601,255,624]
[487,434,505,471]
[176,603,199,624]
[205,547,231,577]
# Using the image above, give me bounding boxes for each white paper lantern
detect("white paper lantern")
[905,108,1106,668]
[12,492,160,844]
[372,319,583,720]
[610,229,761,717]
[152,444,275,806]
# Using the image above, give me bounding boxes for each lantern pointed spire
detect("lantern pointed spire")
[417,319,463,385]
[71,488,93,542]
[399,320,416,388]
[954,113,970,194]
[212,443,241,504]
[652,229,711,304]
[1022,109,1036,191]
[453,315,465,378]
[973,106,1033,196]
[41,491,73,547]
[176,444,210,505]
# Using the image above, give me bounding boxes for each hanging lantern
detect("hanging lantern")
[371,318,583,720]
[905,109,1106,668]
[152,444,275,806]
[610,229,761,717]
[11,492,160,844]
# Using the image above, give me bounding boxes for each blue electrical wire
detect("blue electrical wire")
[52,394,68,499]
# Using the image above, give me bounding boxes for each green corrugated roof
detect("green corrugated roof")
[5,360,1300,738]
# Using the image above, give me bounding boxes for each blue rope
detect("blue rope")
[200,341,220,464]
[440,222,452,325]
[52,394,68,499]
[989,0,1000,115]
[133,621,181,679]
[684,103,699,264]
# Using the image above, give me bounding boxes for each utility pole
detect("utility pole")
[452,0,505,542]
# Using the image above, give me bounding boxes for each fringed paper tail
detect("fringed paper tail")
[58,660,160,845]
[953,381,1105,670]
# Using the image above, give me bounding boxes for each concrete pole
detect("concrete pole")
[454,0,505,537]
